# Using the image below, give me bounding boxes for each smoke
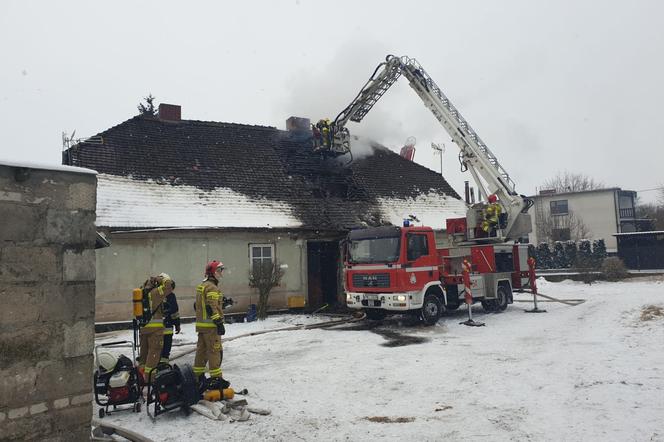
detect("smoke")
[275,39,415,160]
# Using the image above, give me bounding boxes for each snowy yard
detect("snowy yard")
[95,277,664,441]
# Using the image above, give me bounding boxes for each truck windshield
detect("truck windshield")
[348,237,400,264]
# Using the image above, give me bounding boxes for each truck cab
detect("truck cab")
[344,225,445,323]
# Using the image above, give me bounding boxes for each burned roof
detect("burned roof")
[64,114,465,231]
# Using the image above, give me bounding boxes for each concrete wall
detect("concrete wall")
[530,190,620,251]
[95,229,311,322]
[0,164,97,441]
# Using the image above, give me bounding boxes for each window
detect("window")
[250,244,274,270]
[406,234,429,261]
[349,236,400,264]
[550,200,568,216]
[552,228,571,241]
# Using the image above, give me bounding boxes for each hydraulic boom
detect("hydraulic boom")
[318,55,533,242]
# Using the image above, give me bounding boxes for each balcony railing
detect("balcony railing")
[619,207,635,218]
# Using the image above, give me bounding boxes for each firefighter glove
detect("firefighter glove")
[214,320,225,336]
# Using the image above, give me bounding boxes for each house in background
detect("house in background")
[63,104,467,322]
[528,188,637,253]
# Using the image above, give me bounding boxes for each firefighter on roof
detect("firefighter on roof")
[313,118,332,150]
[160,276,181,365]
[193,260,229,391]
[137,273,173,381]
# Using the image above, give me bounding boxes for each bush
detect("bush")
[601,257,629,281]
[535,242,552,269]
[592,239,607,266]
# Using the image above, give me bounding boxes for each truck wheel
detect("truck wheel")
[420,293,444,326]
[497,284,510,311]
[365,309,386,321]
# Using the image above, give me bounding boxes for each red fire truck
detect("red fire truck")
[315,55,536,324]
[344,224,532,324]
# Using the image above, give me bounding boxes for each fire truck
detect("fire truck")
[315,55,535,324]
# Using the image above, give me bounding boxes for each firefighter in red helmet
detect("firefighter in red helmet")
[193,260,229,391]
[482,193,502,235]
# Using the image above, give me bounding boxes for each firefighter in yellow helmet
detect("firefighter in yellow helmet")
[137,273,173,382]
[193,260,229,391]
[481,194,502,235]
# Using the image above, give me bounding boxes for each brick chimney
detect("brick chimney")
[286,116,311,132]
[158,103,181,122]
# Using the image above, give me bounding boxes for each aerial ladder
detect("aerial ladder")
[315,55,533,242]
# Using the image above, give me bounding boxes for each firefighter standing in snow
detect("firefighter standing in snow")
[160,279,181,365]
[137,273,173,380]
[194,261,228,390]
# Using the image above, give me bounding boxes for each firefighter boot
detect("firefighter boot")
[207,376,230,391]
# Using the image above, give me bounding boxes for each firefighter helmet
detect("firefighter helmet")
[488,194,498,203]
[205,260,225,276]
[159,272,171,281]
[97,351,118,373]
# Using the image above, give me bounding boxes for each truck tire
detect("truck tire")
[365,309,387,321]
[420,293,444,326]
[497,284,510,311]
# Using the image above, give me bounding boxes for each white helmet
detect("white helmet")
[159,272,171,281]
[97,351,118,372]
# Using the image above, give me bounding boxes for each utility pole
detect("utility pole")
[431,142,445,175]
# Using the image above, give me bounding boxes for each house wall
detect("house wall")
[0,164,96,441]
[95,229,311,322]
[529,190,619,251]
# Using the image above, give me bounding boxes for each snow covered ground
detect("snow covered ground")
[94,277,664,441]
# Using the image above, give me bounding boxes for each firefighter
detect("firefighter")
[481,194,502,235]
[315,118,332,148]
[193,260,229,391]
[137,273,173,382]
[159,274,181,366]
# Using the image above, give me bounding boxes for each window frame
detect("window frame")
[550,199,569,216]
[551,227,571,241]
[406,233,429,261]
[249,243,275,271]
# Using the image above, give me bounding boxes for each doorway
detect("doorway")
[307,241,340,310]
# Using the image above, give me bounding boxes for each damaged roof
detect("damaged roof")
[64,113,466,231]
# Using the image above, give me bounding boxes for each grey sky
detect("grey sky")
[1,0,662,203]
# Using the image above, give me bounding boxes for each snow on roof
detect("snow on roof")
[0,158,97,175]
[377,192,468,230]
[96,174,302,229]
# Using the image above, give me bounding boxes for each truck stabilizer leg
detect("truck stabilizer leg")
[460,259,485,326]
[524,292,547,313]
[460,302,486,326]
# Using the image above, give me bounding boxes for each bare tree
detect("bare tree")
[248,261,285,320]
[137,93,157,116]
[541,171,605,193]
[535,208,591,243]
[636,203,664,230]
[658,185,664,206]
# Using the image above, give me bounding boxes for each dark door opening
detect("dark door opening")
[307,241,340,310]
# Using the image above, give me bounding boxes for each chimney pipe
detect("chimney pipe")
[286,116,311,132]
[158,103,181,122]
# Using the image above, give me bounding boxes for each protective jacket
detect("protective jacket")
[141,277,172,335]
[195,277,224,333]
